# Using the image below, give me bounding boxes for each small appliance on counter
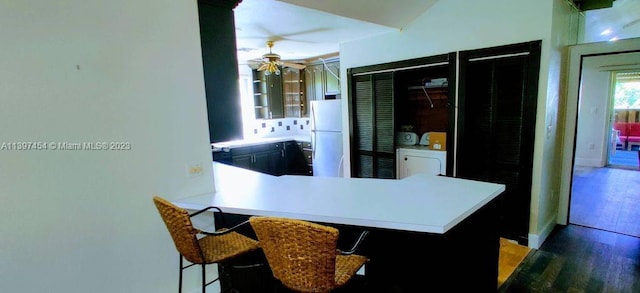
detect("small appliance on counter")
[396,125,418,146]
[419,132,429,146]
[396,132,418,146]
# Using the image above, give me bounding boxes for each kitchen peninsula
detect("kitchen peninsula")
[176,162,505,291]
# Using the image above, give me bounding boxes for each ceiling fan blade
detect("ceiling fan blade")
[282,61,306,70]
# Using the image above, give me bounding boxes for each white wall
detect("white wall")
[339,0,580,248]
[528,0,581,249]
[0,0,215,292]
[574,59,612,167]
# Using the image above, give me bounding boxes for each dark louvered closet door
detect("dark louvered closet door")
[457,41,540,244]
[352,72,395,179]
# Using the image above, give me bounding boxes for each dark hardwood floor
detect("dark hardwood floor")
[500,164,640,292]
[499,224,640,292]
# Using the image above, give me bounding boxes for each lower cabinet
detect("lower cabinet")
[213,140,310,176]
[285,141,311,176]
[298,141,313,176]
[230,143,285,176]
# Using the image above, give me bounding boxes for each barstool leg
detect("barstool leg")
[202,264,206,293]
[179,255,183,293]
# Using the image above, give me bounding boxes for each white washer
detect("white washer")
[396,146,447,179]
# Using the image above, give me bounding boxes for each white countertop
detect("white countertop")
[212,135,311,151]
[175,162,505,234]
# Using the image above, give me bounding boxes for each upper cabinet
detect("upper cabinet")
[305,58,341,101]
[282,67,306,118]
[252,58,340,119]
[324,60,341,96]
[253,69,284,119]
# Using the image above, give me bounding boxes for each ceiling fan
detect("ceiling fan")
[248,41,306,75]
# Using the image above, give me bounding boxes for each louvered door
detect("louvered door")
[457,41,540,244]
[351,72,395,178]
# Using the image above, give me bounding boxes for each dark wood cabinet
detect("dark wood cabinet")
[304,59,341,102]
[298,141,313,176]
[198,0,243,143]
[253,69,284,119]
[324,61,340,95]
[213,140,310,176]
[285,141,311,175]
[305,64,324,102]
[456,40,541,245]
[282,67,306,118]
[225,143,285,176]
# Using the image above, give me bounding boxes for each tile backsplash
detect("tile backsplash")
[244,117,311,139]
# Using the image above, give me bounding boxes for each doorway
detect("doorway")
[568,52,640,238]
[609,71,640,168]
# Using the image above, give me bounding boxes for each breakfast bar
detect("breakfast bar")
[175,162,506,291]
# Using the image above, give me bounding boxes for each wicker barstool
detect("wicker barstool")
[249,216,369,292]
[153,196,260,293]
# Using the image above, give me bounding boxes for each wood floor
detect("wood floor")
[500,165,640,292]
[499,224,640,292]
[498,238,532,288]
[570,166,640,237]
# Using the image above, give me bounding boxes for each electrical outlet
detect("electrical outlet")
[187,163,204,178]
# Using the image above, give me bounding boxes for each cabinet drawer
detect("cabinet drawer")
[307,165,313,176]
[231,146,253,156]
[302,150,313,164]
[251,142,283,153]
[301,141,312,149]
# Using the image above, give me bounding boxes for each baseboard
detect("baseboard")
[574,157,604,167]
[527,219,556,249]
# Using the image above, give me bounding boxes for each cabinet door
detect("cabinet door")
[267,148,286,176]
[351,72,395,179]
[282,68,304,117]
[324,61,340,94]
[285,141,309,175]
[213,151,232,165]
[267,73,284,119]
[251,151,271,174]
[232,153,253,170]
[304,67,317,102]
[312,64,325,100]
[252,69,284,119]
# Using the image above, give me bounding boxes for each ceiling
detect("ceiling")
[233,0,435,63]
[582,0,640,42]
[233,0,640,63]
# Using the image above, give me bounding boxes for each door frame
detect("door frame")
[558,38,640,224]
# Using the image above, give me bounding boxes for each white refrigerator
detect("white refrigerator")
[310,100,343,177]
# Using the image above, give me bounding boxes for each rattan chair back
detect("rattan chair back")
[249,216,340,292]
[153,196,204,263]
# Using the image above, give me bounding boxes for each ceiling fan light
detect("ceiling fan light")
[256,41,283,75]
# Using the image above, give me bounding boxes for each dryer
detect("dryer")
[396,146,446,178]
